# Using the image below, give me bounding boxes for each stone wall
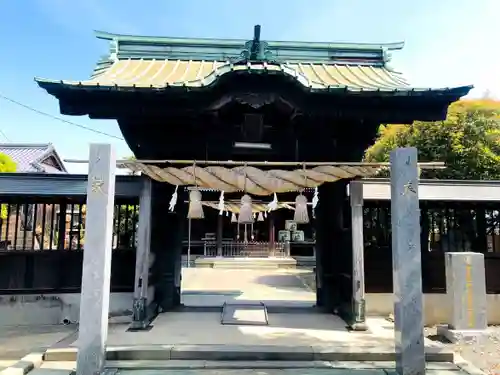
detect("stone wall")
[0,293,133,327]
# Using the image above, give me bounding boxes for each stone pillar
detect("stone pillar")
[437,252,487,342]
[390,147,425,375]
[349,180,367,330]
[130,176,153,331]
[76,144,116,375]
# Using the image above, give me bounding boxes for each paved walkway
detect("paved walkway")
[181,268,316,308]
[0,324,75,359]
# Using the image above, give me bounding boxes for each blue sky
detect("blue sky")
[0,0,498,173]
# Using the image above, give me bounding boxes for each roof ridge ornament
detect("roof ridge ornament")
[234,25,275,64]
[382,47,395,72]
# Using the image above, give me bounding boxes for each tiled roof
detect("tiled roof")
[38,60,411,91]
[35,30,473,97]
[0,143,67,173]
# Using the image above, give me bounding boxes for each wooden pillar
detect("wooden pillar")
[268,212,275,250]
[76,144,116,375]
[349,180,367,330]
[150,183,186,311]
[390,147,425,375]
[130,176,153,330]
[216,213,223,257]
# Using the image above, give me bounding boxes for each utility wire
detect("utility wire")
[0,128,10,142]
[0,93,125,141]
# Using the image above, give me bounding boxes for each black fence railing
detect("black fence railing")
[0,198,138,294]
[363,200,500,293]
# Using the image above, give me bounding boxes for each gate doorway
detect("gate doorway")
[180,195,318,310]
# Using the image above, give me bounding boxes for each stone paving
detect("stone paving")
[181,268,316,307]
[0,324,75,359]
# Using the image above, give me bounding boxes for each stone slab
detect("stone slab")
[220,304,268,326]
[42,344,454,363]
[436,326,489,344]
[0,352,44,375]
[445,253,487,331]
[26,370,73,375]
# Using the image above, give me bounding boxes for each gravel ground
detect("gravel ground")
[425,325,500,375]
[296,270,500,374]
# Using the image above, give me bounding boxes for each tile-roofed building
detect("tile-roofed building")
[0,143,67,173]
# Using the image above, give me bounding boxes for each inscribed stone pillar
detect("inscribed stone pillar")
[437,252,487,342]
[76,144,116,375]
[390,147,425,375]
[350,180,367,330]
[131,175,153,330]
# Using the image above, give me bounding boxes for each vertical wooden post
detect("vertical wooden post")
[131,175,153,330]
[216,213,223,257]
[390,147,425,375]
[76,144,116,375]
[349,180,367,330]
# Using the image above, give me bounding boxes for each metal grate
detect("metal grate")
[203,240,287,257]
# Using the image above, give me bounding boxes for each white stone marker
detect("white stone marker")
[437,252,487,343]
[76,144,116,375]
[390,147,425,375]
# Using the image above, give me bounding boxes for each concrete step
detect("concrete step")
[213,263,280,269]
[43,344,455,363]
[98,360,463,371]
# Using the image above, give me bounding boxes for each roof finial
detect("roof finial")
[253,25,261,42]
[250,25,262,61]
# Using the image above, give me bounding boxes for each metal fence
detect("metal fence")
[363,200,500,293]
[0,199,138,294]
[202,240,288,257]
[0,202,138,251]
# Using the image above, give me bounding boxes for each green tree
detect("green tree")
[364,100,500,180]
[0,153,16,219]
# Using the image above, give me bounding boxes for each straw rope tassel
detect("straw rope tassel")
[294,164,310,224]
[187,163,204,219]
[294,193,309,224]
[239,164,254,224]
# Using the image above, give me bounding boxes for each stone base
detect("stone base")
[194,257,297,269]
[349,322,368,331]
[437,325,488,344]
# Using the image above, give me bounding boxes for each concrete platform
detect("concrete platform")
[194,257,297,269]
